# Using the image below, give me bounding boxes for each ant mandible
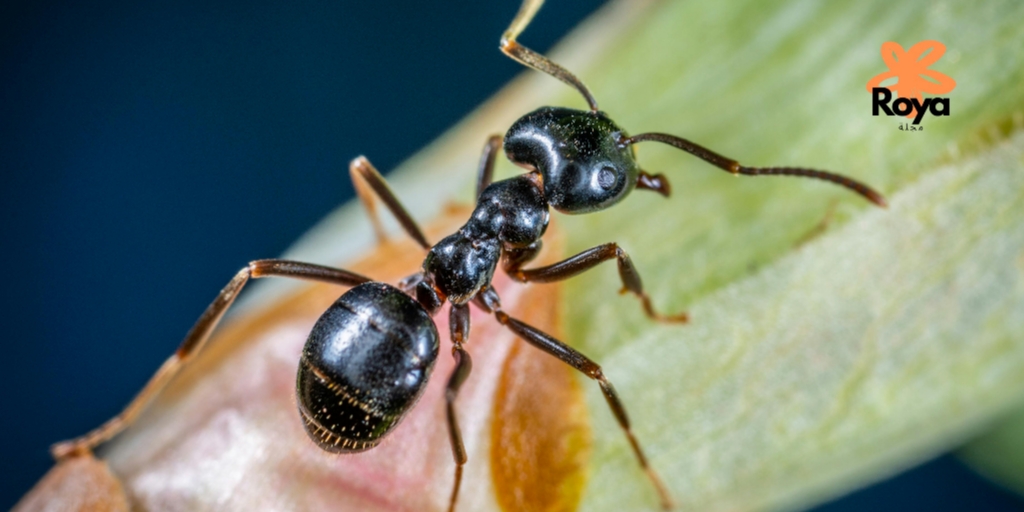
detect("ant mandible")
[51,0,886,510]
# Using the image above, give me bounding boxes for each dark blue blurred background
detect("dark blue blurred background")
[1,1,1021,510]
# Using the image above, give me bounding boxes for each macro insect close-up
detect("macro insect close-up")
[6,1,1024,511]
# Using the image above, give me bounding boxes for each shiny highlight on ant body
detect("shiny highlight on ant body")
[51,1,886,510]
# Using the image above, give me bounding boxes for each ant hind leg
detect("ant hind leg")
[50,259,371,460]
[444,303,473,512]
[490,304,674,510]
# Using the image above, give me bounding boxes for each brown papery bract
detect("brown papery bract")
[15,455,130,512]
[491,295,591,511]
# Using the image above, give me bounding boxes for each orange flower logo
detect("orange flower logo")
[867,40,956,124]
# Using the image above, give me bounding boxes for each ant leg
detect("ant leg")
[492,307,674,510]
[349,156,431,249]
[50,259,371,460]
[476,135,502,198]
[500,240,543,276]
[511,243,688,323]
[500,0,599,111]
[445,303,473,512]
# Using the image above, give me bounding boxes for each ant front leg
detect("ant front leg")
[489,304,674,510]
[511,243,688,323]
[50,259,371,460]
[476,135,502,198]
[445,303,473,512]
[349,156,431,249]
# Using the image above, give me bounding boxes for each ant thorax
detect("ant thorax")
[422,174,548,304]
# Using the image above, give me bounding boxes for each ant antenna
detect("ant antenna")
[624,132,888,207]
[501,0,600,112]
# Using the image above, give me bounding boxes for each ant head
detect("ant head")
[503,107,639,214]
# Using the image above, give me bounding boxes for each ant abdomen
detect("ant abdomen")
[296,282,439,452]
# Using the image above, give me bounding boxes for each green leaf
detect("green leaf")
[289,0,1024,510]
[961,405,1024,498]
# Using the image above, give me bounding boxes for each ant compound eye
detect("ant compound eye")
[598,167,617,190]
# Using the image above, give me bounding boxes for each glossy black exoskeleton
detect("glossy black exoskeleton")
[423,173,548,304]
[52,1,886,511]
[505,107,639,213]
[297,282,439,452]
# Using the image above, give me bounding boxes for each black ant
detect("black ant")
[51,0,886,510]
